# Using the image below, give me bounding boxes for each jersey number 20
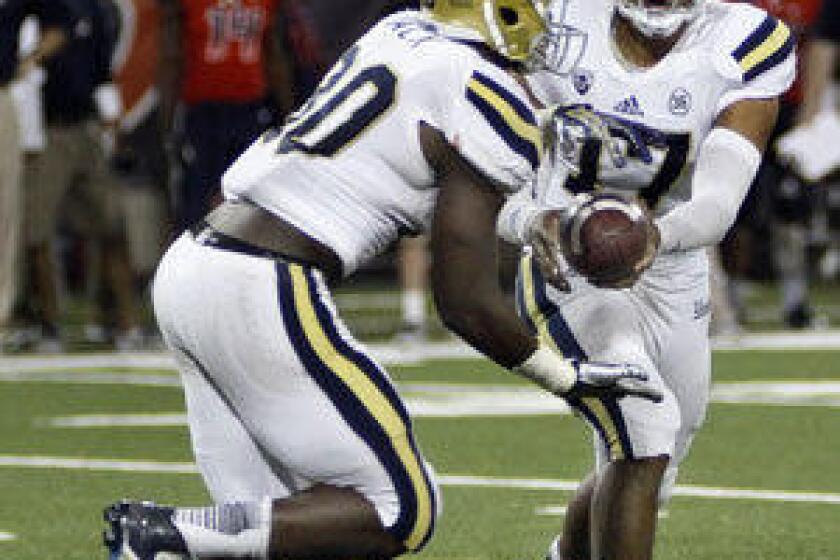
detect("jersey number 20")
[272,45,397,157]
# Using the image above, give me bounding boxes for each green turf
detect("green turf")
[1,349,840,558]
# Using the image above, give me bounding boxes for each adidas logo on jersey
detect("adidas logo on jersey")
[613,95,644,117]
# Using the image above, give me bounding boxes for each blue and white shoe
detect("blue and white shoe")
[104,500,189,560]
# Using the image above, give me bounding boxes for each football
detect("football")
[562,194,652,287]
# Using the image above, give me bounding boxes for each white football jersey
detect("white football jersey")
[528,0,795,215]
[222,11,542,275]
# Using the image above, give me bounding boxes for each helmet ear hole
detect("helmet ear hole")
[498,6,520,26]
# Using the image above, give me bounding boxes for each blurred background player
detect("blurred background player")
[723,0,824,330]
[158,0,295,235]
[0,0,71,351]
[779,0,840,281]
[799,0,840,121]
[19,0,142,352]
[111,0,170,296]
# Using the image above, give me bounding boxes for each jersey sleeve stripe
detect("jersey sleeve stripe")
[466,71,542,169]
[732,15,794,82]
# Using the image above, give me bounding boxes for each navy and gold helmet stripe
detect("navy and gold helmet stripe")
[275,262,436,551]
[516,253,634,460]
[466,71,542,170]
[733,15,794,82]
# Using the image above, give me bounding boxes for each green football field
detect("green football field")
[1,343,839,560]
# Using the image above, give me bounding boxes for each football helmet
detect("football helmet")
[615,0,705,38]
[424,0,586,73]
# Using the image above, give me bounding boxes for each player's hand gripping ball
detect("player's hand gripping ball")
[562,193,658,289]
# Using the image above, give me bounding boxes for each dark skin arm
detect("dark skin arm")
[420,125,537,369]
[715,97,779,152]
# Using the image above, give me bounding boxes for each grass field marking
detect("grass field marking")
[11,374,840,410]
[0,455,197,474]
[440,475,840,505]
[535,505,669,518]
[3,329,840,374]
[0,532,16,542]
[45,414,188,427]
[0,371,181,386]
[0,353,175,373]
[2,456,839,506]
[35,380,840,427]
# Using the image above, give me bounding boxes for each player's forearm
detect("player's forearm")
[656,127,760,252]
[434,282,536,368]
[432,201,537,368]
[799,40,837,124]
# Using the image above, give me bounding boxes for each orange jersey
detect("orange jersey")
[181,0,278,104]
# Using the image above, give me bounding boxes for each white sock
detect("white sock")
[402,289,426,327]
[173,499,271,559]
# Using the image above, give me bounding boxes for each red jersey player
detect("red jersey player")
[158,0,294,233]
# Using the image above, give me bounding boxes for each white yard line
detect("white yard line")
[0,371,181,386]
[441,474,840,505]
[0,532,16,542]
[35,382,840,426]
[0,456,197,474]
[1,455,838,506]
[534,505,670,518]
[2,329,840,374]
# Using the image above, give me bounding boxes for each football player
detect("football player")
[498,0,795,558]
[102,1,661,559]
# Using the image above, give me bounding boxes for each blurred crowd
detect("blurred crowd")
[0,0,839,353]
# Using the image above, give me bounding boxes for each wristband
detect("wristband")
[512,344,577,394]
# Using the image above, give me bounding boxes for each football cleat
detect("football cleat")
[104,500,189,560]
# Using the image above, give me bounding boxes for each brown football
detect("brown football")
[563,194,651,286]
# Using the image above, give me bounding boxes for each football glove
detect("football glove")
[567,360,662,402]
[544,103,666,171]
[514,345,663,403]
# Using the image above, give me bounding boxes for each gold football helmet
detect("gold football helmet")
[424,0,586,74]
[425,0,550,62]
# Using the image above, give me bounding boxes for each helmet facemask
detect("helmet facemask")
[615,0,705,39]
[529,0,587,75]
